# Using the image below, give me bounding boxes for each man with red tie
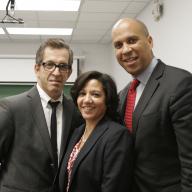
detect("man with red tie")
[112,18,192,192]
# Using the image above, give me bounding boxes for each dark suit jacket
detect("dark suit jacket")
[59,117,133,192]
[118,60,192,192]
[0,86,82,192]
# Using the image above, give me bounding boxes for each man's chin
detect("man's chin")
[49,84,62,92]
[49,89,62,100]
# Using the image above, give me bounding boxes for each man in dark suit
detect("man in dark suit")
[0,38,81,192]
[112,18,192,192]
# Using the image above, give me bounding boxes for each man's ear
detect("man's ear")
[34,64,40,73]
[147,35,153,48]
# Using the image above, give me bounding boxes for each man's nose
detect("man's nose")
[52,66,61,75]
[122,43,132,54]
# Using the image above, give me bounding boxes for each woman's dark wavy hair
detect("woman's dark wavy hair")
[71,71,119,121]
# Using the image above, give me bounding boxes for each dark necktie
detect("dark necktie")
[49,101,60,169]
[124,79,140,132]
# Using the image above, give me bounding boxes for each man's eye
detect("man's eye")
[128,38,137,44]
[60,64,71,70]
[114,42,122,49]
[60,64,67,69]
[45,62,55,68]
[47,63,54,66]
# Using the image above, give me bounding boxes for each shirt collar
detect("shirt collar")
[134,57,158,85]
[36,83,63,106]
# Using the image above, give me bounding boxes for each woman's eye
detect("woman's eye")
[79,91,85,96]
[92,93,100,97]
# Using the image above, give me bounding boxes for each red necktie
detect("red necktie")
[124,79,140,132]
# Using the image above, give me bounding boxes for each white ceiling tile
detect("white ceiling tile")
[38,11,79,21]
[41,35,71,41]
[81,1,130,13]
[21,21,39,27]
[8,35,41,40]
[0,23,25,28]
[73,28,106,36]
[39,21,76,28]
[120,13,137,18]
[72,34,102,39]
[125,2,147,13]
[78,12,119,22]
[14,11,38,20]
[76,21,112,30]
[8,38,41,43]
[85,0,130,1]
[72,39,98,44]
[0,11,6,18]
[72,34,101,43]
[0,34,8,39]
[133,0,151,2]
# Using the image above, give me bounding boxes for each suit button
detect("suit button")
[50,163,55,168]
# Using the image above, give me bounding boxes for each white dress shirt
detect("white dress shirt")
[36,83,63,162]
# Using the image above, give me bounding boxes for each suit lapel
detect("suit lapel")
[27,86,54,161]
[118,84,130,120]
[60,124,84,183]
[68,118,110,189]
[59,96,74,162]
[133,61,165,132]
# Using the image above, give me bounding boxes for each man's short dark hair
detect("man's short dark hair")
[36,38,73,65]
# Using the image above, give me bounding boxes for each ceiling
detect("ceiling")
[0,0,152,44]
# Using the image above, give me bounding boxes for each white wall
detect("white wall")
[71,43,111,75]
[110,0,192,91]
[137,0,192,72]
[0,42,111,79]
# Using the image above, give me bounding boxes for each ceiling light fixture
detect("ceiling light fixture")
[0,0,81,11]
[6,28,73,35]
[0,0,24,24]
[0,28,5,34]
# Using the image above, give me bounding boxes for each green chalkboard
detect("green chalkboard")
[0,84,72,99]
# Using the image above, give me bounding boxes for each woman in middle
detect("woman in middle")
[59,71,133,192]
